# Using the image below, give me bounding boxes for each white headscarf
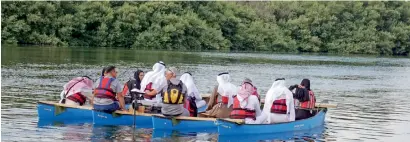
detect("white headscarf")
[262,79,295,123]
[140,62,166,92]
[217,73,238,107]
[180,73,201,100]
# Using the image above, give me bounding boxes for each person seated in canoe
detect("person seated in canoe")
[289,79,316,120]
[59,76,94,106]
[248,78,295,124]
[92,66,126,112]
[140,61,167,103]
[205,72,238,118]
[122,70,144,104]
[161,67,190,116]
[180,72,207,108]
[242,78,260,101]
[229,82,261,123]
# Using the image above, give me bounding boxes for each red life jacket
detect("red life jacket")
[230,97,256,120]
[95,77,117,101]
[221,96,229,104]
[252,87,260,100]
[270,99,287,114]
[300,90,315,109]
[67,92,86,106]
[143,82,156,100]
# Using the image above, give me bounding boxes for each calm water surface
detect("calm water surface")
[2,46,410,141]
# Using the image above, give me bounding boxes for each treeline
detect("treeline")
[1,1,410,56]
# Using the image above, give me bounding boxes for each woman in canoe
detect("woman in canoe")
[289,79,316,120]
[229,82,261,123]
[59,76,94,106]
[122,70,144,104]
[205,72,238,118]
[248,78,295,124]
[140,61,167,102]
[180,72,206,108]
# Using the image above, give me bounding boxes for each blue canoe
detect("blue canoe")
[218,125,325,142]
[217,109,327,135]
[152,114,218,130]
[37,101,93,123]
[92,110,153,128]
[92,104,208,126]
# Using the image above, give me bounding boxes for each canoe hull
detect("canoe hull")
[152,116,217,130]
[37,102,92,122]
[218,125,325,142]
[92,111,152,128]
[217,109,327,135]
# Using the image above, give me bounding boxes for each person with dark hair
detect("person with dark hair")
[289,79,316,120]
[122,70,144,104]
[101,67,107,77]
[92,66,125,112]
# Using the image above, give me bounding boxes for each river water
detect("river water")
[1,45,410,142]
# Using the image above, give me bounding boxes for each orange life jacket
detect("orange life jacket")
[230,97,256,120]
[95,77,117,101]
[67,92,86,105]
[300,90,315,109]
[270,99,287,114]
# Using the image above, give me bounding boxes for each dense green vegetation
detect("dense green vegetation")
[2,1,410,56]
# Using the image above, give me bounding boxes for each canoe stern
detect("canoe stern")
[217,109,327,135]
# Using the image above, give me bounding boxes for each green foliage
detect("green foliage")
[1,1,410,56]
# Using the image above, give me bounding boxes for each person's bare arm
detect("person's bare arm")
[206,86,218,111]
[117,93,125,110]
[145,89,158,96]
[91,91,95,106]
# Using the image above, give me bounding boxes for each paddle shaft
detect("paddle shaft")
[132,93,137,129]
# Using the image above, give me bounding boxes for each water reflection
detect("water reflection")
[91,126,152,142]
[218,126,325,142]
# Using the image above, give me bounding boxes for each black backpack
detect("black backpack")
[186,96,198,117]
